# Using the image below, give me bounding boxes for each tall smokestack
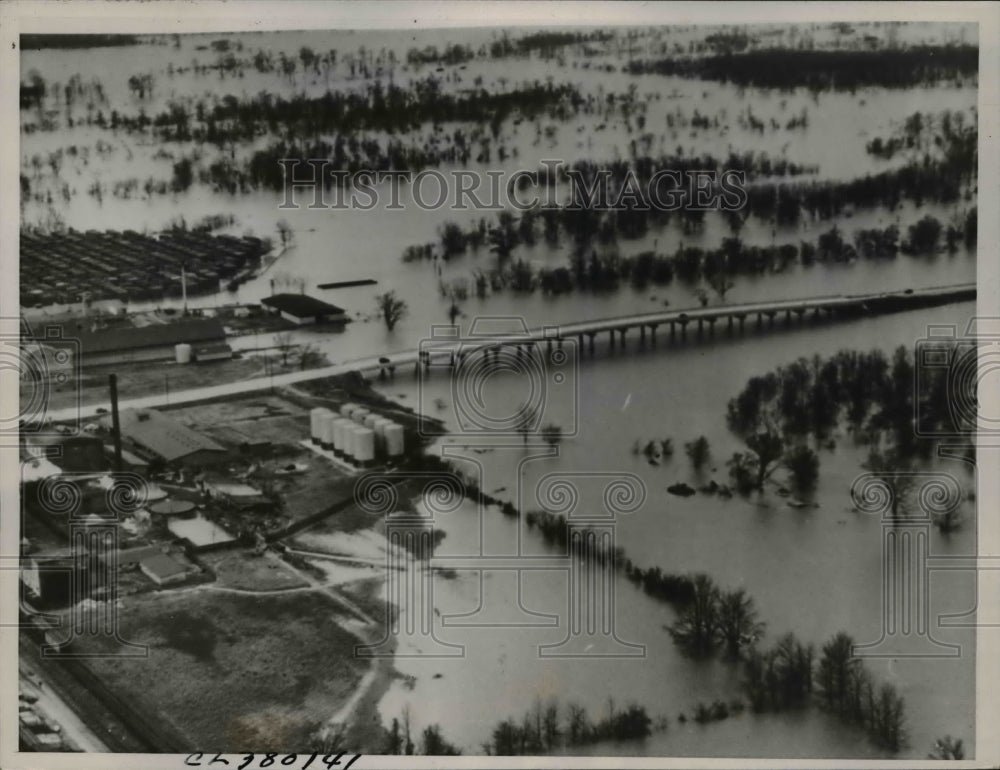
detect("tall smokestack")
[109,374,123,473]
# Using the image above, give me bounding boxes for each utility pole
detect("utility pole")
[181,262,188,315]
[109,374,123,473]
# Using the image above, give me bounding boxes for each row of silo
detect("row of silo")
[342,403,406,461]
[311,404,405,466]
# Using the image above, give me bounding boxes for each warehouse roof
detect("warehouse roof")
[114,408,226,463]
[117,545,164,567]
[260,294,345,317]
[69,318,226,356]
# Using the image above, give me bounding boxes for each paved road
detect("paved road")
[46,283,974,424]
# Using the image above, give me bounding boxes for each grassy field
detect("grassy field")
[72,589,368,751]
[33,356,267,412]
[200,551,310,592]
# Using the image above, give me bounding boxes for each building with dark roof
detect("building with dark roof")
[110,408,228,468]
[24,434,108,473]
[64,318,227,367]
[139,553,190,585]
[261,294,348,325]
[116,545,166,569]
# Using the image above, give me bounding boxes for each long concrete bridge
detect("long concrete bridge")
[413,282,976,361]
[45,282,975,423]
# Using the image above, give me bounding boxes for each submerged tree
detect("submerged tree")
[669,573,719,656]
[816,631,859,713]
[716,588,765,659]
[684,436,711,472]
[784,444,819,492]
[864,447,916,516]
[376,290,408,332]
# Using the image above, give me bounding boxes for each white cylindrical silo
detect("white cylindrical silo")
[310,407,329,445]
[351,407,370,426]
[320,413,337,449]
[385,423,405,457]
[333,418,350,457]
[374,418,393,452]
[352,426,376,466]
[363,412,379,429]
[342,421,356,461]
[175,343,192,364]
[340,402,357,418]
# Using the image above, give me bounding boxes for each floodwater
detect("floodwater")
[372,301,977,758]
[19,25,979,758]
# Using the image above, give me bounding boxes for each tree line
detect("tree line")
[662,572,907,751]
[426,209,973,306]
[483,697,652,754]
[624,45,978,91]
[107,77,592,142]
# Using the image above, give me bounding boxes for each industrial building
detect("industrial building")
[63,318,228,367]
[111,408,229,468]
[260,294,348,325]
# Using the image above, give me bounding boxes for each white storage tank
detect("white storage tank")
[174,343,192,364]
[340,402,357,418]
[342,420,356,460]
[384,423,405,457]
[333,418,350,457]
[320,413,337,449]
[351,407,370,426]
[363,412,380,429]
[374,418,393,451]
[352,426,376,466]
[310,407,330,445]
